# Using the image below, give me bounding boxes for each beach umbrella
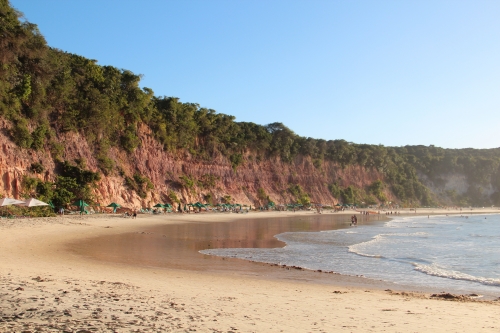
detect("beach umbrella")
[18,198,49,207]
[72,199,89,213]
[153,203,165,208]
[107,202,121,213]
[0,197,26,215]
[48,200,55,209]
[0,197,25,206]
[72,199,89,207]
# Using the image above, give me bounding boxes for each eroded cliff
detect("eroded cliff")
[0,121,389,208]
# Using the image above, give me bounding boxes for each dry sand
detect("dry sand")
[1,208,499,332]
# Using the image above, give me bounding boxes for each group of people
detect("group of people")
[123,210,138,219]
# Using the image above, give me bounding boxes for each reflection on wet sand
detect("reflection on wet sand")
[70,213,383,274]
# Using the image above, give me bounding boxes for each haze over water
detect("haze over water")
[202,214,500,298]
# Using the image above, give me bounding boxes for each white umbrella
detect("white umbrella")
[18,198,49,207]
[0,197,25,206]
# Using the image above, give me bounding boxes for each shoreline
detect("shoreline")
[1,209,499,332]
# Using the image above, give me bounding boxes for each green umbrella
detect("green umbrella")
[107,202,121,213]
[153,203,165,208]
[48,200,55,209]
[72,199,89,213]
[73,199,89,207]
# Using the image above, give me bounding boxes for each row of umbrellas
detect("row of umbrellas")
[0,197,52,207]
[1,198,123,214]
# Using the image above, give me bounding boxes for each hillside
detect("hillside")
[1,0,499,211]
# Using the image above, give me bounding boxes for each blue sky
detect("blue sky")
[10,0,500,149]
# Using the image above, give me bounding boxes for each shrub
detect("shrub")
[31,123,48,150]
[125,173,154,198]
[50,141,64,160]
[168,190,180,204]
[179,175,196,190]
[313,159,322,169]
[121,124,140,153]
[198,174,218,188]
[97,155,115,175]
[30,162,45,174]
[11,118,32,148]
[257,187,267,201]
[229,153,243,170]
[328,183,341,198]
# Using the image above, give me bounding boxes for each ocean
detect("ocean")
[201,213,500,298]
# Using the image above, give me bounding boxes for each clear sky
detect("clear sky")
[9,0,500,149]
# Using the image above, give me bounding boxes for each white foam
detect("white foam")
[348,231,430,258]
[413,263,500,287]
[348,234,386,258]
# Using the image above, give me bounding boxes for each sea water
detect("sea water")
[200,214,500,298]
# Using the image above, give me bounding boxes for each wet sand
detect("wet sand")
[70,213,384,272]
[1,209,499,332]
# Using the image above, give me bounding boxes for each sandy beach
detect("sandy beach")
[1,209,499,332]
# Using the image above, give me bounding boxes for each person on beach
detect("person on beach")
[133,209,137,219]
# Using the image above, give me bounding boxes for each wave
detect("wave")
[348,234,385,258]
[413,263,500,287]
[469,233,500,239]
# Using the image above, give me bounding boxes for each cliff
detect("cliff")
[0,120,389,208]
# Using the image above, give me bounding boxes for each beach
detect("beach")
[1,209,499,332]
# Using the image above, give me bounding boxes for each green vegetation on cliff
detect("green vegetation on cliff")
[2,0,500,207]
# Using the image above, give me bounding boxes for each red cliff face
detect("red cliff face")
[0,121,390,208]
